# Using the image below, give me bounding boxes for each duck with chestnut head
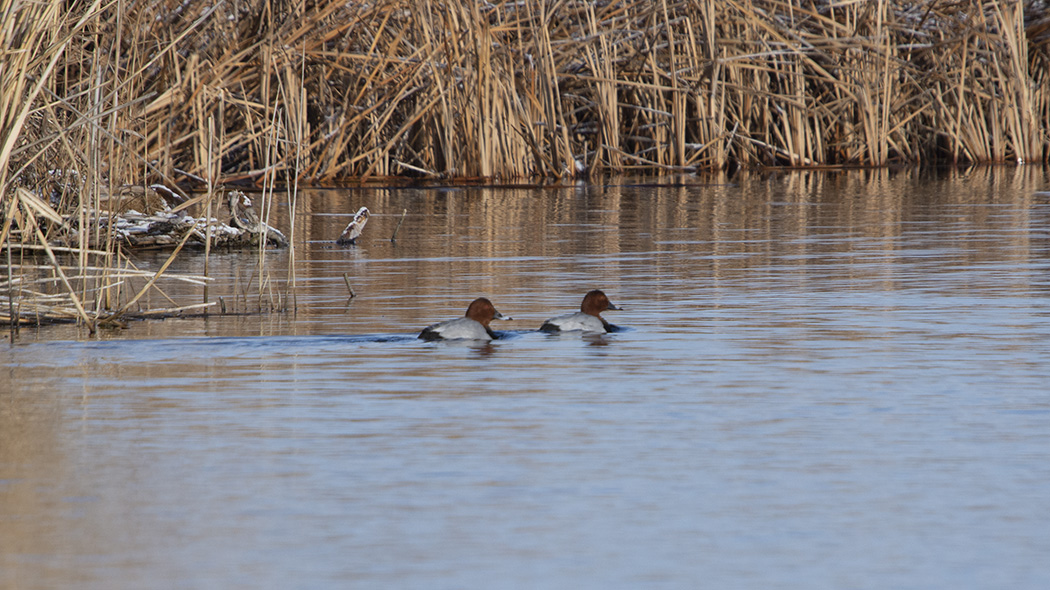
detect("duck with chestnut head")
[419,297,513,341]
[539,290,621,334]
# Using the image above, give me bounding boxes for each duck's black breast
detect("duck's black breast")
[418,326,443,341]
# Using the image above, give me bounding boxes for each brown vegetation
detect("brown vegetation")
[4,0,1049,191]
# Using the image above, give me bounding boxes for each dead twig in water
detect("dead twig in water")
[342,273,355,298]
[390,208,407,242]
[5,231,16,338]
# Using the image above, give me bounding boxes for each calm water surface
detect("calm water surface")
[3,169,1050,589]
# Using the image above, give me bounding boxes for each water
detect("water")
[3,168,1050,589]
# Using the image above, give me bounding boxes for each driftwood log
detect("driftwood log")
[60,188,290,250]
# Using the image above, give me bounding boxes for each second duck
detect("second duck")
[539,290,621,334]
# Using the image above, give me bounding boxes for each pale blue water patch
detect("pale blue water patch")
[6,302,1049,590]
[4,170,1050,589]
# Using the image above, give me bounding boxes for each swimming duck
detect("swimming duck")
[539,289,621,333]
[419,297,512,341]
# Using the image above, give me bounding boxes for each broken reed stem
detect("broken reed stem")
[390,208,407,242]
[5,231,16,337]
[285,68,305,313]
[101,215,201,325]
[257,100,281,312]
[137,302,215,316]
[203,115,214,310]
[27,214,94,332]
[342,273,355,298]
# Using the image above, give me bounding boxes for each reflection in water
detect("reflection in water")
[3,167,1050,588]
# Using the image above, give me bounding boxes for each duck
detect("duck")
[226,190,289,247]
[336,206,370,245]
[539,289,621,333]
[419,297,512,341]
[227,190,261,232]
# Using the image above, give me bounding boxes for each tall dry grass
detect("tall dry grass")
[6,0,1047,191]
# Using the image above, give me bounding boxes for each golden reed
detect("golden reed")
[4,0,1048,191]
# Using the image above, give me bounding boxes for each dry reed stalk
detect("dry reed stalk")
[5,264,208,286]
[254,90,283,312]
[5,228,15,337]
[285,62,304,311]
[24,201,93,331]
[203,115,215,309]
[390,208,407,242]
[342,273,355,299]
[990,1,1040,163]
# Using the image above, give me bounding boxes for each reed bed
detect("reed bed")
[2,0,1049,329]
[5,0,1047,188]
